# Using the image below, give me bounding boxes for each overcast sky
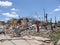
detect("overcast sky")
[0,0,60,22]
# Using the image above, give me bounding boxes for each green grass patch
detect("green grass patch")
[40,29,60,45]
[49,30,60,45]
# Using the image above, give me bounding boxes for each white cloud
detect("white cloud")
[11,12,16,14]
[54,9,60,11]
[49,6,60,14]
[54,6,60,11]
[0,1,12,7]
[58,6,60,8]
[0,18,10,21]
[4,18,10,20]
[2,12,19,18]
[11,8,17,11]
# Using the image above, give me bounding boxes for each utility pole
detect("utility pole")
[43,8,45,22]
[43,8,48,30]
[50,18,52,23]
[50,18,52,27]
[50,18,53,31]
[45,13,48,23]
[55,16,57,28]
[55,16,57,24]
[19,15,20,19]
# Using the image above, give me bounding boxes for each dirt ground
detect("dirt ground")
[0,34,54,45]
